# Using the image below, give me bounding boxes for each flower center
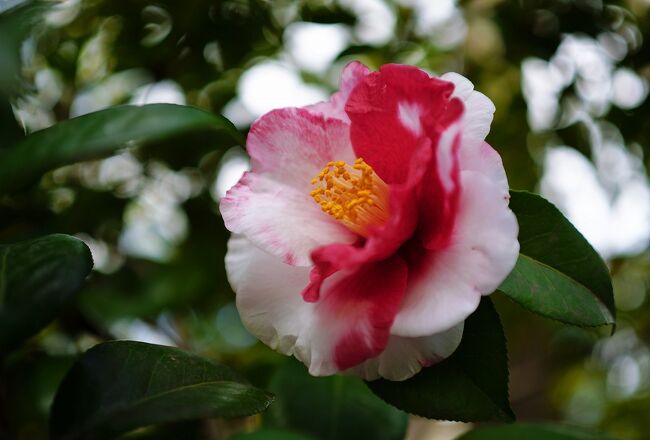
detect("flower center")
[310,158,389,237]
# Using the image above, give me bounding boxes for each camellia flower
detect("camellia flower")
[221,62,519,381]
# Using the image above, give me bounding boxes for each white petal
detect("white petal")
[226,235,341,375]
[352,323,464,381]
[226,234,313,354]
[441,72,496,142]
[459,140,509,190]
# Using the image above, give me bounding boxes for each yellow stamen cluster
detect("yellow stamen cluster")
[310,158,389,237]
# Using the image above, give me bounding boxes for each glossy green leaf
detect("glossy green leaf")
[268,359,408,440]
[0,103,242,194]
[458,423,614,440]
[0,234,93,351]
[367,298,513,422]
[231,429,314,440]
[50,341,274,440]
[499,191,615,327]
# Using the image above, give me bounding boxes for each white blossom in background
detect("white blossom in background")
[212,147,250,202]
[522,57,565,131]
[45,0,82,27]
[397,0,466,48]
[339,0,395,46]
[226,1,399,128]
[94,151,144,194]
[523,32,650,259]
[70,69,152,117]
[540,119,650,259]
[130,79,186,106]
[611,67,648,109]
[523,33,648,132]
[594,328,650,401]
[111,319,177,346]
[75,233,125,274]
[119,163,196,262]
[14,67,65,131]
[285,22,351,74]
[224,61,328,127]
[140,5,173,47]
[76,16,122,85]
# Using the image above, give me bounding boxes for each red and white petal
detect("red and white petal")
[351,322,464,381]
[441,73,507,189]
[307,61,370,121]
[226,235,408,376]
[392,170,519,338]
[419,128,509,250]
[301,141,432,302]
[441,72,495,143]
[307,255,408,375]
[221,173,355,266]
[418,123,462,250]
[222,107,358,265]
[346,64,463,184]
[247,107,356,191]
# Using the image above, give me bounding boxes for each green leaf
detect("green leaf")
[0,98,23,149]
[458,423,614,440]
[499,191,615,327]
[367,298,513,422]
[0,103,242,194]
[230,429,315,440]
[50,341,274,440]
[268,359,408,440]
[0,1,43,95]
[0,234,93,351]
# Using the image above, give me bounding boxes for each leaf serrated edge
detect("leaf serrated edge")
[509,190,616,320]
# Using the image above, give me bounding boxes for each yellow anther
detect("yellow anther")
[309,157,390,237]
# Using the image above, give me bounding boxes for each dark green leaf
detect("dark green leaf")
[367,298,513,422]
[4,352,76,432]
[0,98,23,149]
[458,423,614,440]
[0,1,44,94]
[231,429,314,440]
[0,104,242,194]
[499,191,615,327]
[268,359,408,440]
[0,234,93,351]
[50,340,274,440]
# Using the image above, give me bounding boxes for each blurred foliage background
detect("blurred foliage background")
[1,0,649,439]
